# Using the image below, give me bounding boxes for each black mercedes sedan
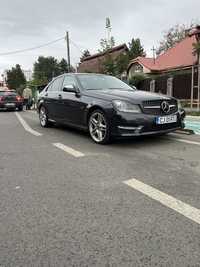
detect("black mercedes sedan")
[37,73,185,144]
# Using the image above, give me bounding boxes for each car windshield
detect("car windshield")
[77,74,135,91]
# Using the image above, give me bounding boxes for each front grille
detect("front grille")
[142,99,178,115]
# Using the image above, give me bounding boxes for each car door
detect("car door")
[59,75,86,126]
[43,76,64,120]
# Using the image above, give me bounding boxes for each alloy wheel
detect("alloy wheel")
[89,111,107,143]
[39,107,48,127]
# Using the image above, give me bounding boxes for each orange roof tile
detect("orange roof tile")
[129,35,198,72]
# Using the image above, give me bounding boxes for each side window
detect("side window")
[62,75,77,89]
[49,77,64,92]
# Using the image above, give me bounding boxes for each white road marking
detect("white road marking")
[15,112,42,137]
[169,138,200,146]
[53,143,85,158]
[124,178,200,225]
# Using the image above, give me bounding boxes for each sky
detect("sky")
[0,0,199,76]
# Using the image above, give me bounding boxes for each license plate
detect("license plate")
[5,103,15,107]
[156,115,177,124]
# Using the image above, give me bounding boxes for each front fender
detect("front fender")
[84,100,115,125]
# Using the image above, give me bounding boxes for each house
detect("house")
[127,26,200,101]
[127,34,198,79]
[77,44,128,73]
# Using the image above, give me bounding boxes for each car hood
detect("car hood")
[84,89,172,103]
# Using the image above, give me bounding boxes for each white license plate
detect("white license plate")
[156,115,177,124]
[6,103,15,107]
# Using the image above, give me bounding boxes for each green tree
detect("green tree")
[128,38,146,60]
[58,58,75,73]
[6,64,26,94]
[157,23,198,55]
[59,58,69,73]
[33,56,60,85]
[102,53,117,75]
[115,53,129,76]
[129,74,146,87]
[80,50,91,62]
[99,37,115,52]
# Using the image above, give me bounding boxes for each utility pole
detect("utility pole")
[65,31,71,73]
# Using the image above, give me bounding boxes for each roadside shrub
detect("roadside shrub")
[129,74,146,87]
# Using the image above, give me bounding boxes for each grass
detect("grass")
[186,111,200,116]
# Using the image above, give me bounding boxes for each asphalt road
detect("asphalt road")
[1,110,200,267]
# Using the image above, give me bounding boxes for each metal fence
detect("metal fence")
[138,72,194,100]
[137,67,200,111]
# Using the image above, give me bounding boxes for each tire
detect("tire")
[88,109,111,144]
[39,106,50,127]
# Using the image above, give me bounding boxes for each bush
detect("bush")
[129,74,146,87]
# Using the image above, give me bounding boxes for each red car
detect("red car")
[0,90,23,111]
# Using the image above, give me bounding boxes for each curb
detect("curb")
[175,128,195,135]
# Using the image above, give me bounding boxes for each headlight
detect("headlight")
[112,100,141,113]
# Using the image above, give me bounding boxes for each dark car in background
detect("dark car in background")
[37,73,185,144]
[0,90,23,111]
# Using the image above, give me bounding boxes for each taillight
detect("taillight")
[0,96,4,102]
[16,96,21,101]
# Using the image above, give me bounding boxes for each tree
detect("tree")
[102,54,117,75]
[115,53,129,76]
[157,23,197,55]
[128,38,146,60]
[59,58,69,73]
[129,73,146,87]
[6,64,26,94]
[80,50,91,62]
[33,56,60,85]
[99,37,115,52]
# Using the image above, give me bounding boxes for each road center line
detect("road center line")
[124,178,200,225]
[15,112,42,137]
[169,138,200,146]
[53,143,85,158]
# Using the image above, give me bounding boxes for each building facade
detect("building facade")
[78,44,128,74]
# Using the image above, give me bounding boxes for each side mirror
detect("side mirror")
[63,84,77,93]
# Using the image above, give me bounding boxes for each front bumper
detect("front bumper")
[111,111,185,137]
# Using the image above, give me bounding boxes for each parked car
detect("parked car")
[37,73,185,144]
[0,90,23,111]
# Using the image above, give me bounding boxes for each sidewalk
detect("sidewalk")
[185,115,200,135]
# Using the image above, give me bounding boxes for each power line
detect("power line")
[69,39,89,53]
[0,36,65,56]
[69,39,83,53]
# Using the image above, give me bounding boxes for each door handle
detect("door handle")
[45,93,48,97]
[58,94,62,99]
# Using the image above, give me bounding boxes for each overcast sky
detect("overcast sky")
[0,0,199,75]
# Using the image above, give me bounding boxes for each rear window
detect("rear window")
[0,91,17,96]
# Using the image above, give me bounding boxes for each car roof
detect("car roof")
[51,72,106,80]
